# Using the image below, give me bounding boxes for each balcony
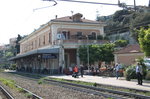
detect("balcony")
[55,34,108,47]
[55,36,108,46]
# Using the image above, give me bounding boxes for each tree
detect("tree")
[101,43,115,63]
[114,40,128,47]
[15,34,22,54]
[113,10,132,22]
[78,45,88,64]
[130,12,150,41]
[78,43,115,65]
[138,28,150,57]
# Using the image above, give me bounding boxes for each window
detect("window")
[91,32,96,37]
[43,35,45,45]
[39,38,41,46]
[76,32,83,39]
[49,32,51,43]
[61,31,70,40]
[91,32,96,40]
[77,32,82,36]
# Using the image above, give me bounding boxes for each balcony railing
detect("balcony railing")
[55,39,108,45]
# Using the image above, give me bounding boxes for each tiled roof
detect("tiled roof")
[114,44,142,54]
[51,16,101,24]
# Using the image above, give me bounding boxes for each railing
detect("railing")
[55,39,108,45]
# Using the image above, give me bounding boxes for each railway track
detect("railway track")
[15,84,43,99]
[0,85,14,99]
[45,79,150,99]
[0,84,43,99]
[5,72,150,99]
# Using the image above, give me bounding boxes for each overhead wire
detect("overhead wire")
[33,0,57,12]
[43,0,134,6]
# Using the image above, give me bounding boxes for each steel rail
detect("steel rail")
[15,84,43,99]
[5,72,150,99]
[0,85,14,99]
[45,79,150,99]
[45,79,131,99]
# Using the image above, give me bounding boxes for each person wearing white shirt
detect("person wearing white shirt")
[136,62,143,85]
[115,63,120,79]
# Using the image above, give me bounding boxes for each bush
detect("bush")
[135,57,147,79]
[145,71,150,80]
[124,65,136,81]
[10,64,16,70]
[97,35,103,40]
[114,40,128,47]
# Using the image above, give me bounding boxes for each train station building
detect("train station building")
[10,13,106,74]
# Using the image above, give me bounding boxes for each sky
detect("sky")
[0,0,149,45]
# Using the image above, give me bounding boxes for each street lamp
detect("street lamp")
[86,35,90,74]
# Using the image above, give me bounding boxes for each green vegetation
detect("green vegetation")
[25,93,33,98]
[17,87,25,93]
[131,13,150,41]
[0,77,16,89]
[15,34,22,54]
[38,77,46,84]
[124,65,136,81]
[0,46,15,69]
[0,77,34,98]
[124,57,147,80]
[9,64,17,70]
[78,43,115,65]
[47,77,150,96]
[138,28,150,57]
[47,77,94,86]
[98,9,150,43]
[145,71,150,80]
[114,40,128,47]
[135,57,147,78]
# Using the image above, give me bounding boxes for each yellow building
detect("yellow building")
[10,13,106,74]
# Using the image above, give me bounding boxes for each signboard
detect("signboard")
[42,54,57,59]
[56,34,65,40]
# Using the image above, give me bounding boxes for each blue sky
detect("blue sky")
[0,0,149,45]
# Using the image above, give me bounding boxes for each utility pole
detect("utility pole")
[134,0,136,11]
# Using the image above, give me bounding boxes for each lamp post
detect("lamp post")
[86,35,90,74]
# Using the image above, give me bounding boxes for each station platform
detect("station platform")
[50,75,150,92]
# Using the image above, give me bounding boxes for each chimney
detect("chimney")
[72,13,83,22]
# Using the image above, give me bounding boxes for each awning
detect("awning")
[9,47,59,61]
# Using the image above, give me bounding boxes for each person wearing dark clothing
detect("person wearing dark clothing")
[80,65,84,77]
[59,66,62,74]
[136,63,143,85]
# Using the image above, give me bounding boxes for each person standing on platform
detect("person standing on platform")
[136,62,143,85]
[115,63,120,79]
[80,65,84,77]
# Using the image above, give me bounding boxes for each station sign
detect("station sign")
[42,54,57,59]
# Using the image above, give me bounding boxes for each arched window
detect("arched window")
[91,32,97,40]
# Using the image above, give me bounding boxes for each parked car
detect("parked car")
[144,58,150,70]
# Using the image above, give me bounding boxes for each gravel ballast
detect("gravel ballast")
[0,72,105,99]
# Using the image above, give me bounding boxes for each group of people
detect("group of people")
[115,62,143,85]
[72,65,84,78]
